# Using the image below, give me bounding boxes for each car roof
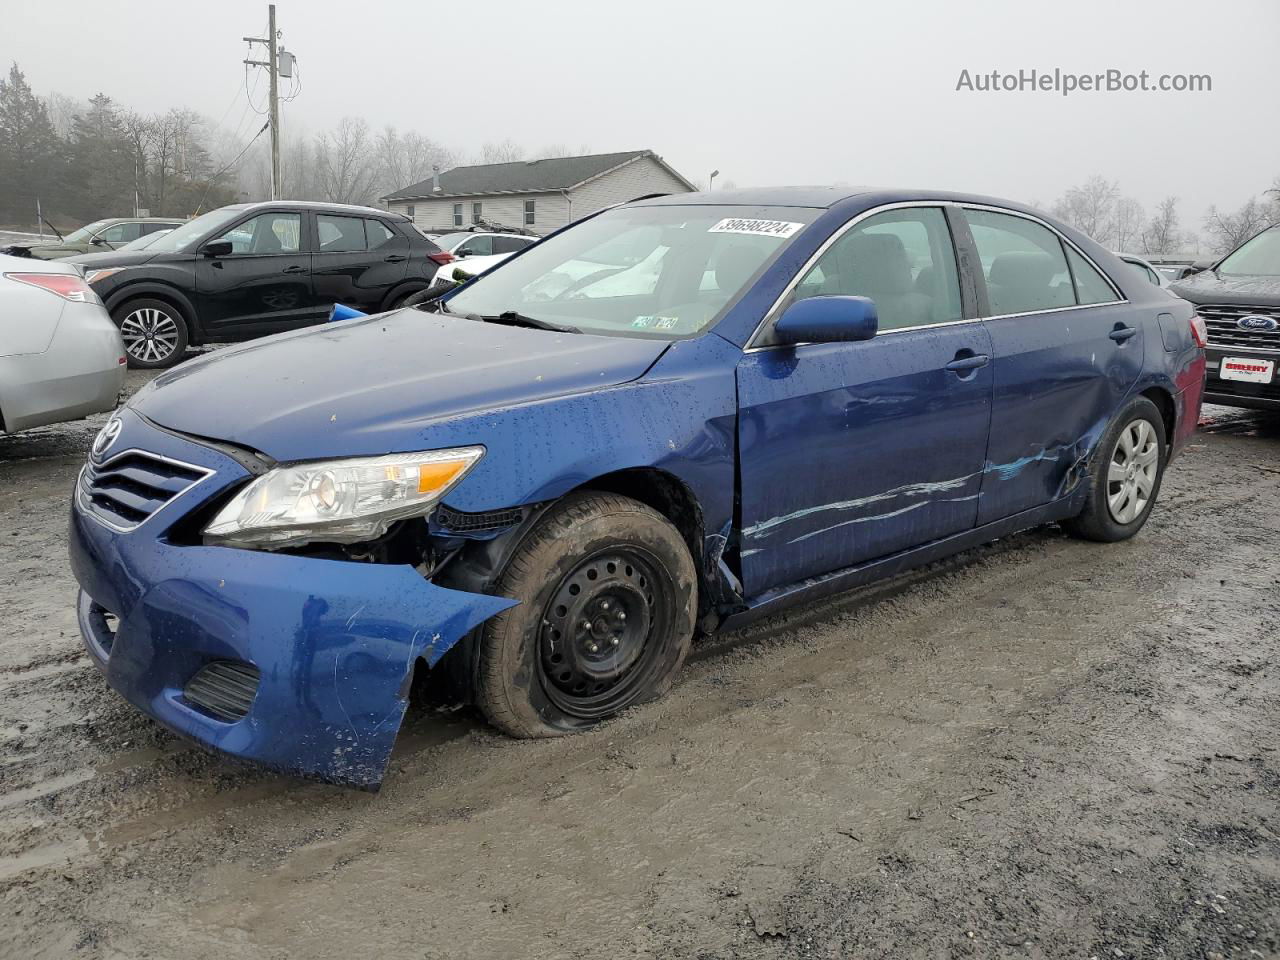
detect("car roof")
[217,200,410,220]
[634,186,875,209]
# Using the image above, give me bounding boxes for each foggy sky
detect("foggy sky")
[6,0,1277,220]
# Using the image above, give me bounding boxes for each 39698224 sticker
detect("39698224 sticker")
[708,218,804,238]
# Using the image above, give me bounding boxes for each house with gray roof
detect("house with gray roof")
[381,149,695,235]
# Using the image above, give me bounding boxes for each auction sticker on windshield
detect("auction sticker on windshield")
[708,218,804,238]
[1220,357,1274,383]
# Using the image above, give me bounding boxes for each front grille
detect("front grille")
[78,450,210,531]
[435,503,524,533]
[1197,304,1280,352]
[184,661,260,722]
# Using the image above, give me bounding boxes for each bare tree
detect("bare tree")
[1052,175,1120,245]
[314,116,380,205]
[1140,197,1184,255]
[478,138,524,164]
[375,126,454,198]
[1111,197,1144,253]
[1203,197,1274,255]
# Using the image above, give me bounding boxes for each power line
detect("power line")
[193,120,269,215]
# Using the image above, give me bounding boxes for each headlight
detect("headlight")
[83,268,124,285]
[203,446,484,548]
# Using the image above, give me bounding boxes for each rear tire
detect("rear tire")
[112,298,189,369]
[475,492,697,738]
[1063,396,1166,542]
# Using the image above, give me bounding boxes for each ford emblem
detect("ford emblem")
[91,417,123,459]
[1237,314,1279,332]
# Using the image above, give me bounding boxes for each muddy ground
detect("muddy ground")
[1,374,1277,960]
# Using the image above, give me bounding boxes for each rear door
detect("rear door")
[312,214,410,313]
[735,205,994,596]
[957,207,1143,522]
[193,210,313,338]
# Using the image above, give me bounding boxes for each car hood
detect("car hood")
[1170,270,1280,306]
[131,309,672,461]
[64,249,172,269]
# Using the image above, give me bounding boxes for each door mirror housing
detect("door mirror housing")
[201,240,234,258]
[1188,258,1216,275]
[772,296,878,345]
[90,236,105,246]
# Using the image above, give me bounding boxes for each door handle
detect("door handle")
[283,265,307,275]
[383,254,407,263]
[1109,324,1138,343]
[945,353,991,372]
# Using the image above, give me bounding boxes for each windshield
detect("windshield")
[1218,225,1280,276]
[120,230,172,251]
[143,207,248,254]
[63,219,113,243]
[444,204,819,338]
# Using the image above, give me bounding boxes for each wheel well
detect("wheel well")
[1141,387,1176,448]
[381,280,429,311]
[580,468,711,615]
[111,289,198,342]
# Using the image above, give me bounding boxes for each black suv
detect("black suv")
[1172,224,1280,411]
[69,201,452,368]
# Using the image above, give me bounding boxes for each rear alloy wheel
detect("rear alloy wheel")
[115,298,189,369]
[1064,396,1166,542]
[475,492,697,737]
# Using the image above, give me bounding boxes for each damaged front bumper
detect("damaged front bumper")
[68,411,515,788]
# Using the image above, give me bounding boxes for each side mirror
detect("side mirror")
[90,236,105,246]
[201,240,234,258]
[328,303,368,323]
[1188,258,1216,275]
[773,296,878,345]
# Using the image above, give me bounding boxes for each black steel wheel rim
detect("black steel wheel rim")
[537,546,672,719]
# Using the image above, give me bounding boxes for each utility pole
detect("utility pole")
[244,4,284,199]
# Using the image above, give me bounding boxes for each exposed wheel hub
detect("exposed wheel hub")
[539,551,661,711]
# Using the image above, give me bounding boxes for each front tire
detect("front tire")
[113,298,189,369]
[1064,396,1166,542]
[475,492,697,738]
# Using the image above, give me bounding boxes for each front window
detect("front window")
[786,207,962,332]
[444,204,819,339]
[472,201,483,224]
[453,203,463,227]
[212,212,301,255]
[1217,225,1280,276]
[406,204,415,218]
[524,199,536,225]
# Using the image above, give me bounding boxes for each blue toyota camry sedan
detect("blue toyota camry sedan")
[69,187,1206,787]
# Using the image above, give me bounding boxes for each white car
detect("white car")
[0,254,125,433]
[432,251,518,286]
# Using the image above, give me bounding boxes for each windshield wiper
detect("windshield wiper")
[483,311,581,334]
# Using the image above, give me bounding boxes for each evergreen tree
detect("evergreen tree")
[0,63,64,224]
[69,93,134,219]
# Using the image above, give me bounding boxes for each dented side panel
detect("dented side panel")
[735,324,994,597]
[977,304,1144,523]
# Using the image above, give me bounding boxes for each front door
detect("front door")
[194,210,314,339]
[736,206,994,597]
[958,207,1144,523]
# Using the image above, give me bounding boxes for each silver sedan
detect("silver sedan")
[0,253,126,433]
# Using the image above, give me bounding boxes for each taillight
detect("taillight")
[6,272,96,302]
[427,251,456,266]
[1189,314,1208,348]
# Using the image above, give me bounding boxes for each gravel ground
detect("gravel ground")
[0,375,1277,960]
